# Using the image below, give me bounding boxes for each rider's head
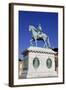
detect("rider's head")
[38,24,42,32]
[39,24,41,26]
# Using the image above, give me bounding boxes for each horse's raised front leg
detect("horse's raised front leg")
[30,38,33,46]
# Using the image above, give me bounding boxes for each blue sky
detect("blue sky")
[19,11,58,58]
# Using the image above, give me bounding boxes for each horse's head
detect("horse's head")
[29,25,37,32]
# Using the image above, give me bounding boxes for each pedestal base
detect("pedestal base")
[23,46,58,79]
[27,71,57,78]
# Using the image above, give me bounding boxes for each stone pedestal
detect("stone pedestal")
[23,46,57,78]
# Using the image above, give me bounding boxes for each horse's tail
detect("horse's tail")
[47,37,51,48]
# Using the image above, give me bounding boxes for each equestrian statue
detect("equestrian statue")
[29,24,51,48]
